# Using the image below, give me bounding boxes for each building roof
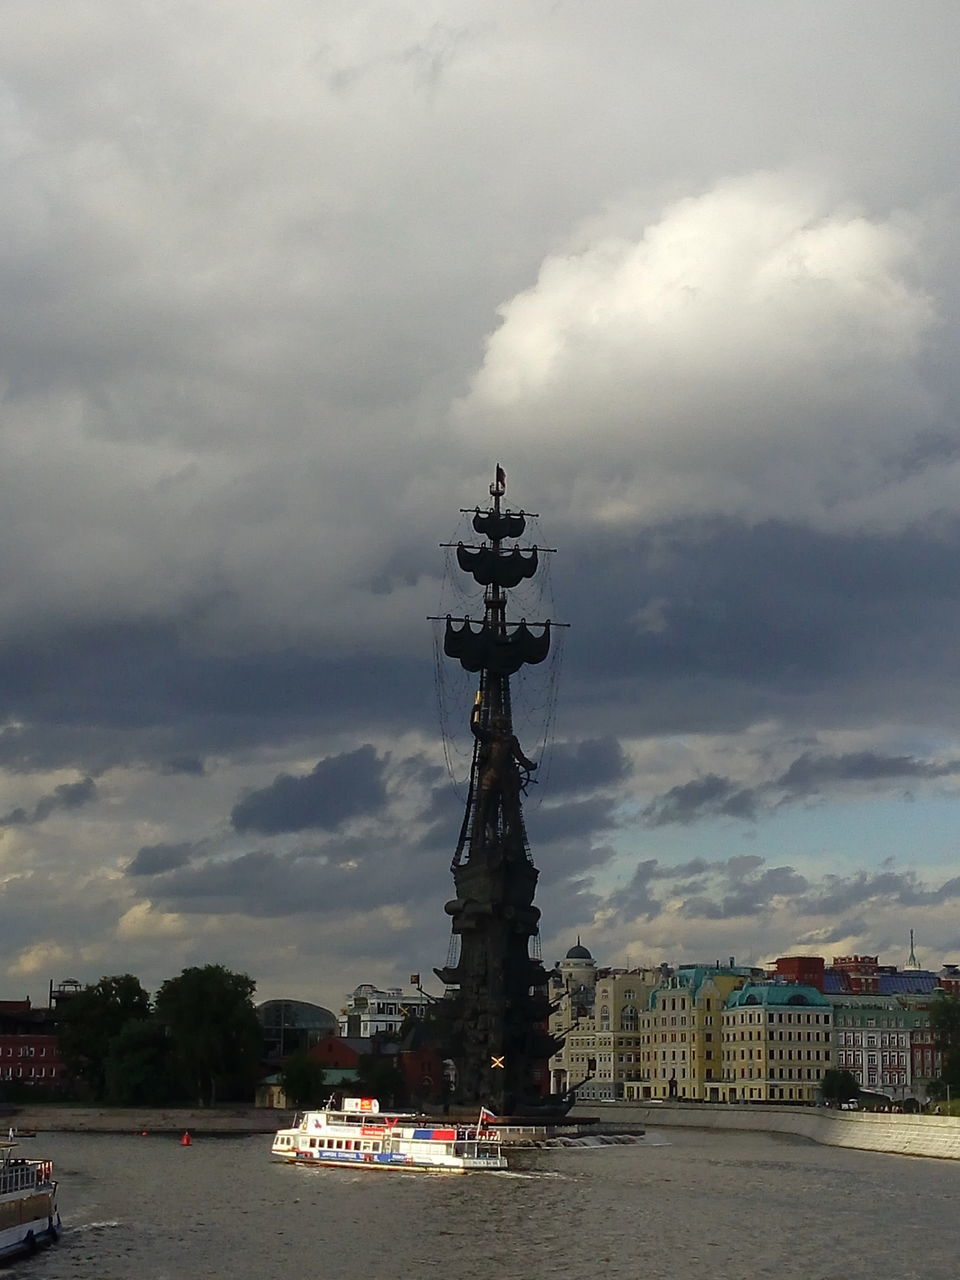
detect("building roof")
[821,969,939,996]
[822,972,849,993]
[646,965,751,1008]
[725,982,830,1009]
[823,993,903,1009]
[257,999,338,1031]
[564,941,593,961]
[877,973,938,995]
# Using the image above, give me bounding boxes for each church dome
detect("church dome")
[565,941,593,961]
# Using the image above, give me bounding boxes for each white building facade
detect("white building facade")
[339,983,431,1038]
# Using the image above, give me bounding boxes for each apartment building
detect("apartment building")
[547,943,662,1101]
[722,982,832,1103]
[828,994,913,1097]
[632,965,753,1101]
[339,983,430,1038]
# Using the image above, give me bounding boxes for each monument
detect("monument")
[432,466,564,1115]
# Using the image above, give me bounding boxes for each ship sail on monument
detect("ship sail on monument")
[432,466,564,1115]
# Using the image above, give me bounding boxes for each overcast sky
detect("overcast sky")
[2,2,959,1011]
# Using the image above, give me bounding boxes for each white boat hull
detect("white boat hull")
[0,1147,61,1259]
[272,1098,507,1173]
[0,1207,61,1259]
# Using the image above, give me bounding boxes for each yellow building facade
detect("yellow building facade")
[722,982,832,1103]
[630,966,752,1101]
[547,942,660,1101]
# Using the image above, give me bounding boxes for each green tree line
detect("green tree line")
[56,964,263,1106]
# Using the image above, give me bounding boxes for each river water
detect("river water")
[24,1126,960,1279]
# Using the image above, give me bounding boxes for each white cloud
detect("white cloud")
[463,171,952,529]
[457,171,945,533]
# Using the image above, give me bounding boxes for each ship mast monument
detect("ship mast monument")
[432,466,563,1115]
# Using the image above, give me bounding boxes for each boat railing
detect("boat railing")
[453,1139,502,1159]
[0,1160,42,1195]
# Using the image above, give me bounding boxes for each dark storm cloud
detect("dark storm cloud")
[0,775,96,826]
[7,503,960,832]
[538,874,606,946]
[539,737,631,796]
[155,850,296,913]
[138,828,445,924]
[525,796,619,844]
[0,617,431,773]
[126,751,616,931]
[613,859,663,922]
[596,856,960,931]
[559,518,960,740]
[777,751,960,795]
[539,836,616,884]
[795,917,869,947]
[641,774,758,827]
[231,745,388,835]
[126,842,197,877]
[4,516,960,817]
[639,740,960,830]
[796,870,960,916]
[160,757,206,776]
[654,858,712,878]
[680,866,810,920]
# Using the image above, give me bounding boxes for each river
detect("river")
[24,1126,960,1279]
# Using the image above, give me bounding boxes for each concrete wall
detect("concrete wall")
[575,1101,960,1160]
[5,1106,287,1134]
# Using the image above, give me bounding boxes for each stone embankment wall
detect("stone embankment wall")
[575,1101,960,1160]
[5,1106,289,1134]
[10,1101,960,1159]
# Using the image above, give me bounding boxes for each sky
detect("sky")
[1,1,959,1012]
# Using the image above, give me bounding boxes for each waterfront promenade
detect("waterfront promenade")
[4,1104,287,1134]
[575,1099,960,1160]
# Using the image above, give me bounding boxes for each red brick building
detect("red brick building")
[0,999,65,1090]
[773,956,825,989]
[308,1036,364,1072]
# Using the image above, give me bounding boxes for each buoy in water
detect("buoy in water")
[139,1130,149,1137]
[180,1131,192,1146]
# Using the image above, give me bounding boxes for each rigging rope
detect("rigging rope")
[432,508,565,806]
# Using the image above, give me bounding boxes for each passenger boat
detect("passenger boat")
[0,1141,61,1260]
[271,1096,507,1172]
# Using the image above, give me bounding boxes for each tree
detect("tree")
[58,974,152,1099]
[355,1053,406,1108]
[279,1051,327,1108]
[821,1069,860,1104]
[155,965,262,1106]
[103,1018,186,1106]
[930,994,960,1093]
